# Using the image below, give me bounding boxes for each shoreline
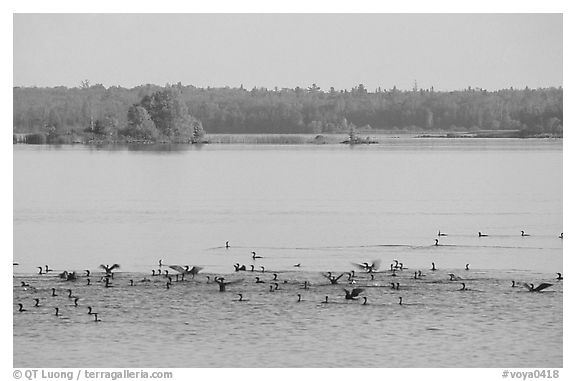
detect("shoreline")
[13,131,563,146]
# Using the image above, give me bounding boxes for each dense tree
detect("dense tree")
[13,84,563,142]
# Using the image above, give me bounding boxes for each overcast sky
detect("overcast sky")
[13,13,562,91]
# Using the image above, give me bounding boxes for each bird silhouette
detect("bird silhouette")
[99,264,120,276]
[523,283,553,292]
[168,265,203,279]
[343,288,364,300]
[352,260,380,273]
[323,272,344,284]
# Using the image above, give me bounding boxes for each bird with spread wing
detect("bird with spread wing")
[99,264,120,276]
[323,272,345,284]
[168,265,203,279]
[352,260,381,273]
[523,283,553,292]
[343,288,365,300]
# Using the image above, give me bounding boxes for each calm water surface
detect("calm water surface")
[13,139,562,367]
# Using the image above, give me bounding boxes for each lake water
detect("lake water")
[13,139,563,367]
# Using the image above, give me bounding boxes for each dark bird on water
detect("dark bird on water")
[33,298,40,307]
[431,262,437,271]
[234,263,247,272]
[21,281,30,287]
[478,232,488,237]
[523,283,553,292]
[169,265,203,279]
[434,239,439,246]
[556,273,563,280]
[362,297,368,305]
[559,233,563,239]
[297,294,302,302]
[521,230,530,237]
[255,277,264,284]
[465,264,470,271]
[225,241,230,249]
[438,230,447,237]
[459,283,468,291]
[236,294,248,302]
[100,264,120,276]
[93,313,101,322]
[51,288,58,297]
[17,303,26,312]
[343,288,364,300]
[323,272,344,284]
[353,260,380,273]
[251,251,263,260]
[215,277,242,292]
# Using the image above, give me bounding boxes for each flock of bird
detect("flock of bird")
[13,229,563,323]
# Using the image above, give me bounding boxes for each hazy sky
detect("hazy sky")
[13,13,562,91]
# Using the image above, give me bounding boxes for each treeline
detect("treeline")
[13,83,563,142]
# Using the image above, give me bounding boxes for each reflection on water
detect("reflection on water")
[13,139,562,367]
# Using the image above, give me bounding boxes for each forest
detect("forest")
[13,82,563,143]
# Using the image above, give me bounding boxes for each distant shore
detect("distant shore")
[13,131,562,145]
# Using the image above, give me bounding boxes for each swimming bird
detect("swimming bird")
[93,313,101,322]
[73,297,79,307]
[303,281,309,290]
[45,265,53,273]
[438,230,447,236]
[362,297,368,305]
[169,265,203,279]
[459,283,468,291]
[260,266,265,273]
[255,277,265,284]
[556,273,563,280]
[234,263,246,272]
[478,232,488,237]
[251,251,262,260]
[59,271,77,281]
[249,265,254,272]
[448,273,462,281]
[559,233,563,239]
[511,280,518,287]
[398,297,403,305]
[225,241,230,249]
[99,264,120,276]
[323,272,344,284]
[521,230,530,237]
[17,303,26,312]
[321,296,329,304]
[297,294,302,302]
[67,289,75,298]
[434,239,439,246]
[523,283,553,292]
[269,285,274,292]
[343,288,364,300]
[294,263,301,267]
[54,307,60,316]
[431,263,437,271]
[236,294,248,302]
[465,264,470,271]
[87,306,95,315]
[166,282,171,290]
[272,273,278,281]
[20,281,30,287]
[51,288,58,297]
[33,298,40,307]
[274,283,280,291]
[215,277,242,292]
[86,278,91,286]
[129,280,134,286]
[84,270,91,277]
[158,259,163,267]
[37,267,44,275]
